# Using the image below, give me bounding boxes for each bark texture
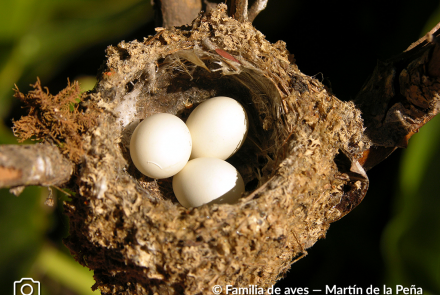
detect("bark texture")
[226,0,268,22]
[155,0,202,28]
[356,24,440,170]
[0,143,73,189]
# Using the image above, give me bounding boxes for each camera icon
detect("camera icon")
[13,278,40,295]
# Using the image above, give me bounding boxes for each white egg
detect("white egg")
[172,157,245,208]
[186,96,248,160]
[130,113,192,179]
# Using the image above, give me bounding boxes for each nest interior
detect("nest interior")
[64,4,370,295]
[120,64,283,201]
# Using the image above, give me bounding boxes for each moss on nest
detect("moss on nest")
[63,4,370,294]
[12,78,99,163]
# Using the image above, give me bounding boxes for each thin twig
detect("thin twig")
[248,0,268,22]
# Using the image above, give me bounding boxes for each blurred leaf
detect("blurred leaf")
[382,114,440,294]
[0,121,16,144]
[76,75,97,92]
[0,187,47,291]
[421,1,440,35]
[0,0,40,40]
[382,9,440,294]
[0,2,153,294]
[36,244,97,295]
[0,0,152,118]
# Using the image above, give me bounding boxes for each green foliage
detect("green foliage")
[0,187,46,293]
[0,0,152,118]
[36,244,97,295]
[381,4,440,294]
[382,115,440,295]
[0,0,152,294]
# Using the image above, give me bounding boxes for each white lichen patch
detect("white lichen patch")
[114,87,141,127]
[95,175,108,199]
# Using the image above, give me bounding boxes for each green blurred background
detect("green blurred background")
[0,0,439,294]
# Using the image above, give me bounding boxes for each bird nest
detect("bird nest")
[63,4,370,294]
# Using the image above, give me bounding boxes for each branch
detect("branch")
[153,0,268,28]
[0,143,73,190]
[228,0,248,22]
[355,22,440,171]
[153,0,202,28]
[248,0,268,22]
[227,0,268,22]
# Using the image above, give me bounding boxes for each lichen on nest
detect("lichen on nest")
[62,4,370,294]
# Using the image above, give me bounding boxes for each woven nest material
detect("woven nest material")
[64,4,370,294]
